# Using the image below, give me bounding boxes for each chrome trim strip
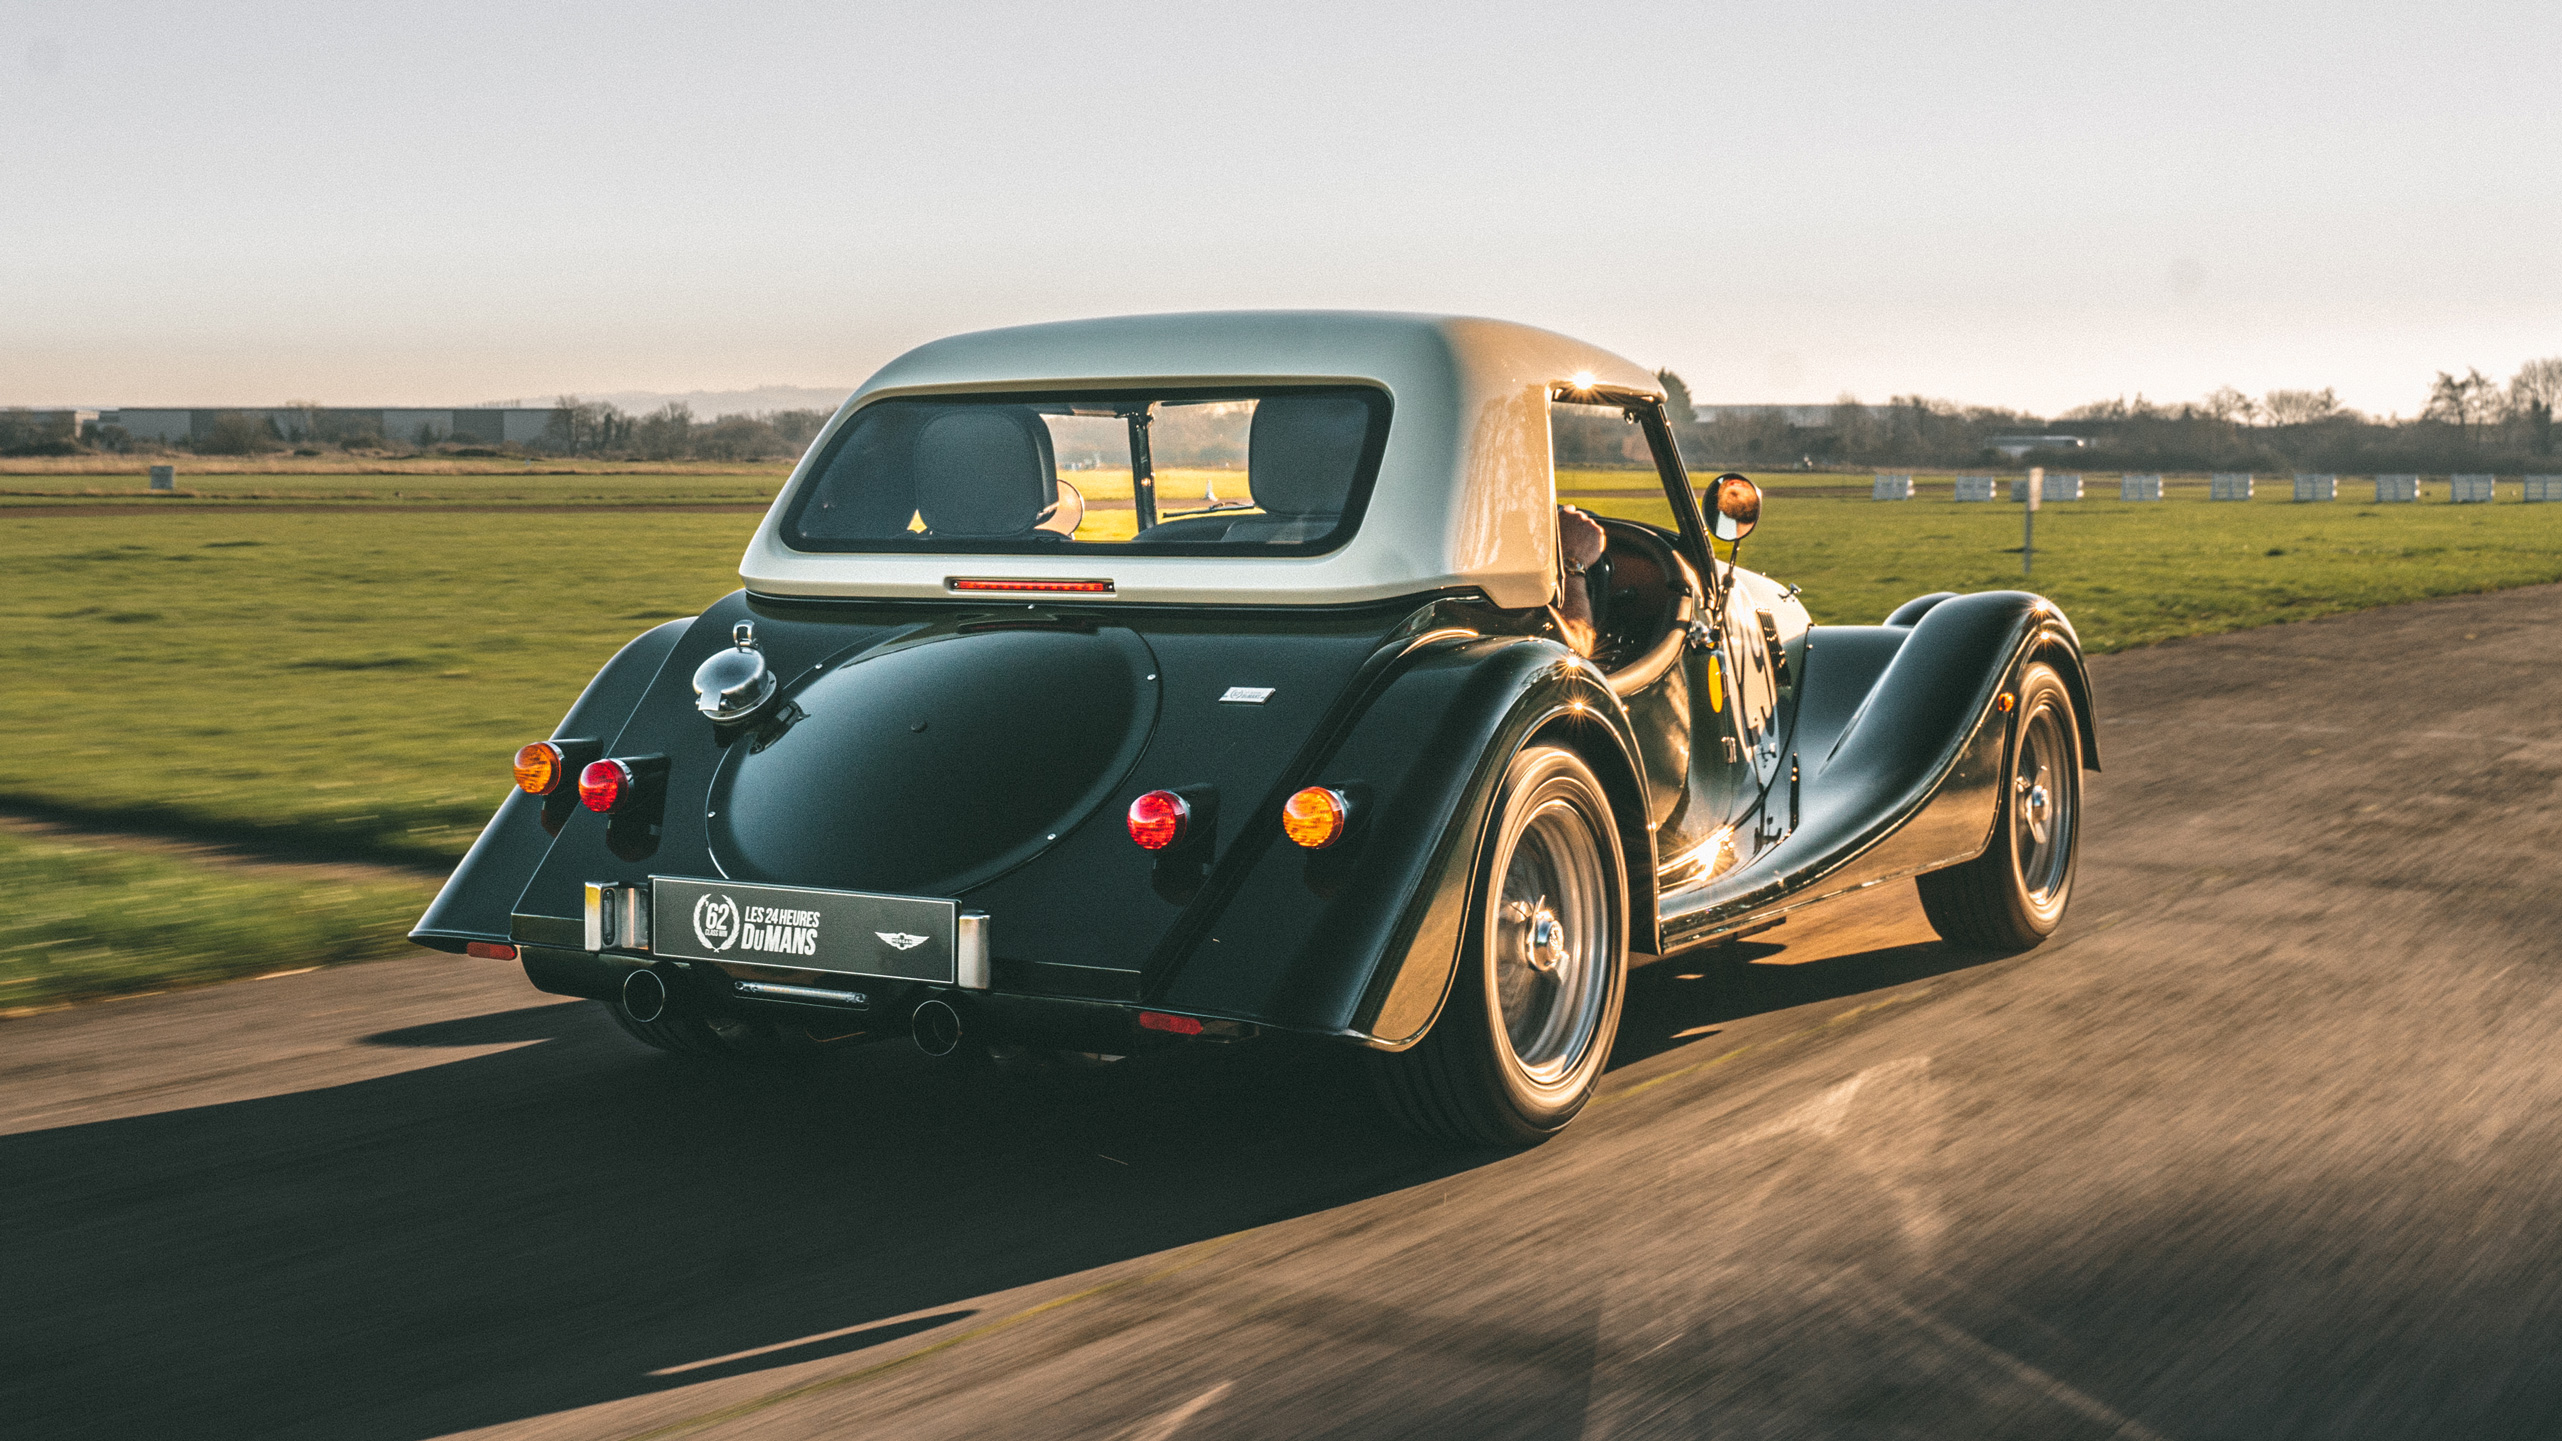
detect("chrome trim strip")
[956,911,991,990]
[734,980,869,1008]
[616,883,652,953]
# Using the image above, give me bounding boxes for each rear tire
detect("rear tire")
[1916,661,2082,951]
[1371,745,1629,1147]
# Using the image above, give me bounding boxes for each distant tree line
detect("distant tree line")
[24,356,2562,473]
[47,396,836,462]
[546,398,833,462]
[1648,358,2562,473]
[0,411,78,457]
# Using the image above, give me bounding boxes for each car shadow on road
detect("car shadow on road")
[0,999,1479,1441]
[1611,936,2012,1069]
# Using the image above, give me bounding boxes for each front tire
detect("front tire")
[1372,745,1629,1147]
[1916,661,2082,950]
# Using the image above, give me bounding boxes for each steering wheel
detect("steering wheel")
[1587,520,1698,689]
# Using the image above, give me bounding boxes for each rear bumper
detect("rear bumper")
[515,946,1264,1050]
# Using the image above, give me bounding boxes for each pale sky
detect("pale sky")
[4,0,2556,417]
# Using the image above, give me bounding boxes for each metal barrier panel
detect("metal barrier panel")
[2526,476,2562,503]
[2120,473,2163,501]
[2374,474,2420,503]
[1953,475,1996,502]
[1872,473,1913,501]
[2294,474,2337,502]
[2210,472,2253,501]
[2450,474,2496,504]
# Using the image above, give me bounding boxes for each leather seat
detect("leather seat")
[1135,394,1367,544]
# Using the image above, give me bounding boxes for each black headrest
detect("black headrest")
[912,407,1057,538]
[1247,395,1369,519]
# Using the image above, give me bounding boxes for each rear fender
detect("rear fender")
[1147,635,1652,1048]
[408,618,692,952]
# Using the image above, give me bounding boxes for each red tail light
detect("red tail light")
[513,742,565,795]
[947,577,1115,594]
[1137,1010,1206,1036]
[579,759,632,813]
[465,942,519,960]
[1127,790,1190,850]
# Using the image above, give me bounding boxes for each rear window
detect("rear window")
[781,386,1391,555]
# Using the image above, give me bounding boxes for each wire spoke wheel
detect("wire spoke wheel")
[1492,802,1613,1087]
[2010,699,2074,908]
[1916,660,2083,951]
[1371,744,1628,1147]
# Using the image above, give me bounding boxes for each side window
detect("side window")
[1548,399,1659,505]
[1548,397,1689,542]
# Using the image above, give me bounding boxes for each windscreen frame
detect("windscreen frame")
[777,383,1395,558]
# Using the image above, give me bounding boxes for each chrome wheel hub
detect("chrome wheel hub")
[2018,778,2052,843]
[1493,798,1613,1085]
[1519,904,1569,975]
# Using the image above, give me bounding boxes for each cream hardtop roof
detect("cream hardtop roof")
[739,310,1663,608]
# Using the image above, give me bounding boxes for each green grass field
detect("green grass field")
[0,828,432,1012]
[0,470,789,507]
[8,469,2561,1009]
[1562,470,2562,649]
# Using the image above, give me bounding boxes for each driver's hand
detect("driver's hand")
[1558,505,1605,569]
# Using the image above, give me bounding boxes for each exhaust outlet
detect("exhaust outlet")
[621,966,668,1025]
[911,999,963,1057]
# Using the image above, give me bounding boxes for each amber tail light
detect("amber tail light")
[1281,786,1352,849]
[513,738,600,797]
[514,743,565,795]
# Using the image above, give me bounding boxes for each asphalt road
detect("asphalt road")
[8,584,2561,1440]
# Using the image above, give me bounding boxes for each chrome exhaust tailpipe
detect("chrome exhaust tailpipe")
[911,999,963,1057]
[621,967,669,1025]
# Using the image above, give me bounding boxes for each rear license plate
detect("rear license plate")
[650,876,957,984]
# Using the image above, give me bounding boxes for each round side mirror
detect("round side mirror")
[1707,473,1761,543]
[1036,478,1087,536]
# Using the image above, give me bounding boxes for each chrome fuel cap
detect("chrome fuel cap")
[694,621,778,723]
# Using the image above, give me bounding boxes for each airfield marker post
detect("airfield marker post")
[148,465,174,492]
[2024,465,2041,577]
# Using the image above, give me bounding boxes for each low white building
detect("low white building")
[94,406,560,447]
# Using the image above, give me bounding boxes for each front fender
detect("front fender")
[1147,635,1650,1048]
[408,618,693,951]
[1660,589,2092,946]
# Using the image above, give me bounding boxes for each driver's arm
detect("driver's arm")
[1555,505,1605,657]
